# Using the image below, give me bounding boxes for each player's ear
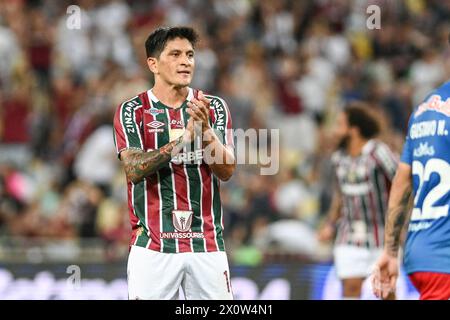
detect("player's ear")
[147,57,158,74]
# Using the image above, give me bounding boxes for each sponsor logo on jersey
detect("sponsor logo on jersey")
[341,182,371,196]
[159,210,205,239]
[145,107,165,116]
[123,102,140,133]
[172,210,193,232]
[126,99,140,108]
[170,119,184,128]
[211,99,225,130]
[147,120,165,129]
[408,221,433,232]
[415,95,450,118]
[160,232,204,239]
[147,120,165,133]
[413,142,435,157]
[171,150,203,164]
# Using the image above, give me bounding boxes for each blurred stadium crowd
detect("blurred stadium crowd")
[0,0,449,263]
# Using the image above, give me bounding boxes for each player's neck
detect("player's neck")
[151,82,189,108]
[347,136,368,157]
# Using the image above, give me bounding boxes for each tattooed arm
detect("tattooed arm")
[372,162,413,299]
[384,162,414,257]
[120,120,194,184]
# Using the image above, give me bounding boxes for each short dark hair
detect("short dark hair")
[145,26,199,58]
[344,103,380,139]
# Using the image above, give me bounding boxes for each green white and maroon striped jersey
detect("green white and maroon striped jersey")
[331,140,398,249]
[113,88,234,253]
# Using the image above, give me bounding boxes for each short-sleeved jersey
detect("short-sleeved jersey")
[401,81,450,274]
[113,87,233,253]
[332,140,398,249]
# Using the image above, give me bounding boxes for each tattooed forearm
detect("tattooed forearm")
[121,136,185,184]
[384,183,413,257]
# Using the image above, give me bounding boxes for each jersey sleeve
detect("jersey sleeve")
[400,115,414,165]
[113,96,144,159]
[208,96,234,148]
[372,142,399,181]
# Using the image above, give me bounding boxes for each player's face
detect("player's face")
[335,111,351,149]
[151,37,195,88]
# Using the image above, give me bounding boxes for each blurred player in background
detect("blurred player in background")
[318,104,398,299]
[113,26,235,299]
[373,79,450,300]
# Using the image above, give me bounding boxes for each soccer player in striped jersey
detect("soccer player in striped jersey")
[318,104,398,299]
[113,27,235,300]
[373,80,450,300]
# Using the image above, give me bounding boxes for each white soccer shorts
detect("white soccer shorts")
[333,244,383,279]
[127,245,234,300]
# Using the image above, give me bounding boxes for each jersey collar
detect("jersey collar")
[362,139,376,155]
[147,87,194,104]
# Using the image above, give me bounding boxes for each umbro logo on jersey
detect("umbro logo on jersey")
[147,121,165,129]
[147,121,165,133]
[144,108,164,116]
